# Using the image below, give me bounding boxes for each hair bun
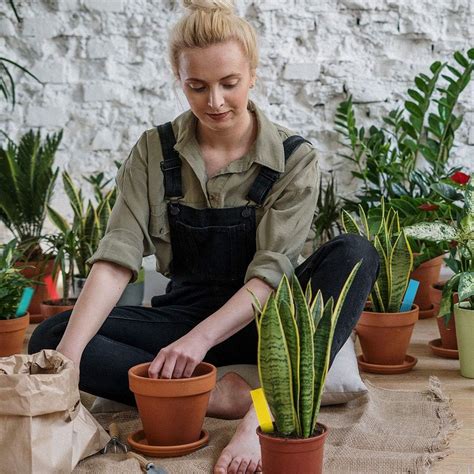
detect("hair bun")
[182,0,235,14]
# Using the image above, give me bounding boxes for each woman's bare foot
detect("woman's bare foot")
[213,405,261,474]
[207,372,252,419]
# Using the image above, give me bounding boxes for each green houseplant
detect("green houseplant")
[405,178,474,376]
[0,239,33,356]
[342,201,418,372]
[251,263,361,474]
[0,129,63,319]
[335,48,473,315]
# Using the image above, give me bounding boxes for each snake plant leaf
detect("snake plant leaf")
[358,204,370,238]
[257,294,296,435]
[458,272,474,303]
[341,210,362,235]
[62,171,84,222]
[276,275,300,421]
[47,205,70,234]
[374,235,390,308]
[305,280,313,305]
[388,231,413,312]
[292,276,315,437]
[311,290,324,329]
[371,281,386,313]
[311,297,334,434]
[246,288,263,330]
[404,222,458,242]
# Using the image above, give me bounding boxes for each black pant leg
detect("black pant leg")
[295,234,380,367]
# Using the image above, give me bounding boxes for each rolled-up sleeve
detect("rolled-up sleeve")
[87,133,155,282]
[244,144,319,289]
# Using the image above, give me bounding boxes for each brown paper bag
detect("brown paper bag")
[0,349,110,473]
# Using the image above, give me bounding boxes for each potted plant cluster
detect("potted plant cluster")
[250,263,361,474]
[405,178,474,377]
[0,129,63,322]
[335,48,473,318]
[0,239,34,356]
[342,201,419,374]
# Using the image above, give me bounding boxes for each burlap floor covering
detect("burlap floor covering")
[74,376,459,474]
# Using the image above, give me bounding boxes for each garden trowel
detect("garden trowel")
[127,451,168,474]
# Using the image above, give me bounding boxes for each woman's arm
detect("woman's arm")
[148,277,273,379]
[56,261,132,366]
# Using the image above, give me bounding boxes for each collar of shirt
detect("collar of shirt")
[172,100,285,176]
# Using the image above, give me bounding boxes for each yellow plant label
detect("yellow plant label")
[250,388,274,433]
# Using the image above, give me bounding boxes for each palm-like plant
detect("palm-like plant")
[0,129,62,259]
[342,201,413,313]
[251,263,361,438]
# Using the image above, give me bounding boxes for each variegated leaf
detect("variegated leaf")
[458,272,474,303]
[465,178,474,214]
[388,231,413,312]
[404,222,458,242]
[341,210,362,236]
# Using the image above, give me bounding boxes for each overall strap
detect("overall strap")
[157,122,183,199]
[246,135,311,206]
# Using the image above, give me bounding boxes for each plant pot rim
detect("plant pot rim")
[0,311,30,322]
[454,303,473,312]
[256,422,328,443]
[129,361,217,397]
[362,304,419,316]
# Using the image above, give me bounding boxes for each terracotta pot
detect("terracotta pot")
[257,423,328,474]
[16,258,57,323]
[0,312,30,357]
[129,362,216,446]
[356,305,419,365]
[40,299,76,319]
[430,282,459,350]
[411,255,444,312]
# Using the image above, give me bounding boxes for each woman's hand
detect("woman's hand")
[148,331,211,379]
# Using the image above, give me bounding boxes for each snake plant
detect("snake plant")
[405,178,474,316]
[342,200,413,313]
[251,262,361,438]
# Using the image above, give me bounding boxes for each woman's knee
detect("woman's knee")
[333,234,379,276]
[28,310,73,354]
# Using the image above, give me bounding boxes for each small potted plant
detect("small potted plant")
[405,178,474,376]
[0,240,34,356]
[342,201,419,373]
[251,263,361,474]
[0,129,62,320]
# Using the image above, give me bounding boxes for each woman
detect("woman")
[29,1,379,473]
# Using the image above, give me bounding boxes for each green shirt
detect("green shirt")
[88,100,320,289]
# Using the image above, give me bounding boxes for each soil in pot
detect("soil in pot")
[431,282,459,350]
[40,299,76,320]
[257,423,328,474]
[411,255,444,313]
[356,305,419,365]
[0,313,30,357]
[128,362,216,447]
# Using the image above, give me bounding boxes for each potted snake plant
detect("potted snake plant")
[250,262,361,474]
[405,178,474,377]
[0,240,34,356]
[342,200,418,372]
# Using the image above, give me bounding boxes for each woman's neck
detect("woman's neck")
[196,109,256,152]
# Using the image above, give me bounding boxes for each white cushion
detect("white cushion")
[217,331,367,406]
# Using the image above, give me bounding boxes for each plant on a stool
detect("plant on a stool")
[250,263,361,474]
[342,200,418,367]
[0,240,34,356]
[405,178,474,377]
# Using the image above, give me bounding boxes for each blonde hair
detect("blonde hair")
[169,0,259,79]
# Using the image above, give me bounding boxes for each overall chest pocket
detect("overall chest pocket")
[149,206,170,240]
[170,220,256,282]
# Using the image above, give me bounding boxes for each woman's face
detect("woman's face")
[178,40,256,133]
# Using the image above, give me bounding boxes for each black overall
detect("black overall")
[28,122,380,407]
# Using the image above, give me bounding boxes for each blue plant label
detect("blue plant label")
[15,287,34,317]
[400,279,419,312]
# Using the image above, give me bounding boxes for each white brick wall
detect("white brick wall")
[0,0,472,241]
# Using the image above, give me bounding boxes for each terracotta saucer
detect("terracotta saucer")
[428,338,459,359]
[357,354,417,374]
[418,305,436,319]
[127,429,209,458]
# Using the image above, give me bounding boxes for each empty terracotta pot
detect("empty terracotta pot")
[356,305,419,365]
[257,423,328,474]
[411,255,444,313]
[430,282,459,350]
[0,313,30,357]
[129,362,216,446]
[40,299,76,320]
